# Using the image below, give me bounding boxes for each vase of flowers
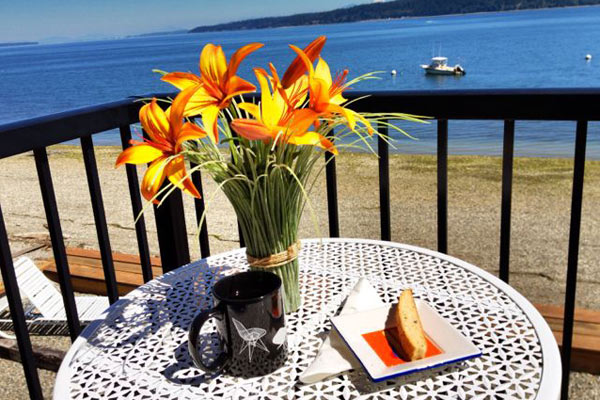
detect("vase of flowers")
[115,36,415,312]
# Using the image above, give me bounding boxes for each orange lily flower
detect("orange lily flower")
[281,36,326,89]
[115,86,207,203]
[290,46,375,135]
[161,42,263,142]
[231,69,337,154]
[266,36,327,110]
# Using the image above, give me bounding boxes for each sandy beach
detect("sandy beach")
[0,145,599,398]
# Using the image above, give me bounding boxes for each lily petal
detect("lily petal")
[309,78,332,112]
[231,119,273,141]
[269,63,296,107]
[200,44,227,86]
[282,36,326,88]
[183,87,218,117]
[223,75,257,104]
[288,131,338,154]
[166,155,201,199]
[315,57,333,89]
[169,85,201,136]
[175,122,207,152]
[238,102,261,120]
[115,144,163,167]
[141,156,168,203]
[226,42,264,80]
[255,69,278,128]
[288,44,315,79]
[161,72,202,91]
[285,75,309,108]
[288,108,320,134]
[140,99,170,144]
[200,105,220,143]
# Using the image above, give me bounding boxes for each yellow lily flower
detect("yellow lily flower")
[290,46,375,135]
[267,62,310,112]
[161,42,263,142]
[231,69,337,154]
[115,86,207,203]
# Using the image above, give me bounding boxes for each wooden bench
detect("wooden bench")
[35,248,600,373]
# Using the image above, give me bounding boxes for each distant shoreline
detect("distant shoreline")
[189,2,600,33]
[353,4,600,26]
[0,41,38,47]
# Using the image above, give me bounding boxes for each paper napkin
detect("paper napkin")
[299,278,384,384]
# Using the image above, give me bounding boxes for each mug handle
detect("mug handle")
[188,307,229,373]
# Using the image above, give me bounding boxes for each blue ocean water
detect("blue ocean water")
[2,6,600,157]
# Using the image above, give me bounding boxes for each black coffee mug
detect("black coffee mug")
[188,270,287,377]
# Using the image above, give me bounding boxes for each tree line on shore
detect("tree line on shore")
[190,0,600,32]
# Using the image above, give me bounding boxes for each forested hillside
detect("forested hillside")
[190,0,600,32]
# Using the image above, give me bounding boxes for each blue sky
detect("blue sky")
[0,0,369,42]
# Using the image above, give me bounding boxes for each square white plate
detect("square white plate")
[331,300,481,382]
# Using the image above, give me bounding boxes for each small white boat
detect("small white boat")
[421,57,466,76]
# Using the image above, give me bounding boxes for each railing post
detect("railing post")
[0,203,44,400]
[81,136,119,304]
[154,189,190,273]
[190,163,211,258]
[499,120,515,283]
[228,128,246,248]
[560,120,588,400]
[119,125,153,283]
[378,124,391,241]
[238,224,246,248]
[325,149,340,238]
[34,147,81,341]
[437,119,448,254]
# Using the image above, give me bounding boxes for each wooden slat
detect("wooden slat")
[58,256,162,276]
[551,331,600,374]
[535,303,600,323]
[0,337,66,372]
[41,263,160,296]
[65,247,161,267]
[534,303,600,374]
[40,247,163,295]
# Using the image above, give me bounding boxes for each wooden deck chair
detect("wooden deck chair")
[0,257,109,335]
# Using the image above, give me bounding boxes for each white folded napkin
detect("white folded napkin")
[299,278,384,384]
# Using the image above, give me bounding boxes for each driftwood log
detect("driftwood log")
[0,338,65,372]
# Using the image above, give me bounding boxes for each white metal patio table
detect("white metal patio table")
[54,238,561,399]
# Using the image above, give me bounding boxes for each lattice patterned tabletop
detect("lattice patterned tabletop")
[55,239,561,399]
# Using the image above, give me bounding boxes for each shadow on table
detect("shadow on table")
[346,362,469,396]
[70,260,235,386]
[293,362,469,396]
[162,339,222,386]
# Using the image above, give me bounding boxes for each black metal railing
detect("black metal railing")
[1,88,599,399]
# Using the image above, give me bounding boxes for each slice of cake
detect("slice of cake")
[395,289,427,360]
